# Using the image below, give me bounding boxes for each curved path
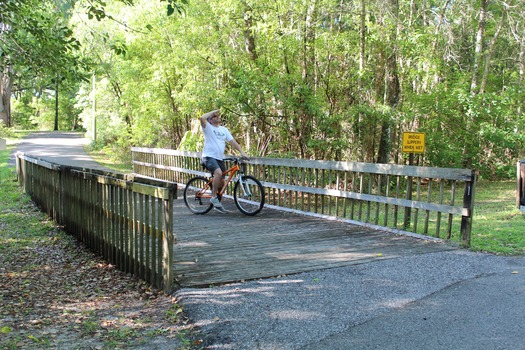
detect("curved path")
[10,131,113,172]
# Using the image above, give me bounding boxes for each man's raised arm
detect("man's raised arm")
[200,110,219,128]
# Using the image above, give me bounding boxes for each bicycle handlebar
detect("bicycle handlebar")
[224,156,250,163]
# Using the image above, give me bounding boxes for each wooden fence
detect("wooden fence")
[132,148,476,247]
[15,152,177,293]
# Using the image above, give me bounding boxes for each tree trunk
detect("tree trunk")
[0,57,13,127]
[470,0,487,95]
[359,0,365,90]
[302,0,317,85]
[480,9,506,94]
[376,0,400,164]
[243,3,257,61]
[463,0,488,168]
[514,17,525,128]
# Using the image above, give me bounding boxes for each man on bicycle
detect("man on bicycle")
[200,109,249,212]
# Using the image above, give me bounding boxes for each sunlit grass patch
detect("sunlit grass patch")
[470,180,525,255]
[84,143,133,173]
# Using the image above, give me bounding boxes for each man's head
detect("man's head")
[207,111,222,126]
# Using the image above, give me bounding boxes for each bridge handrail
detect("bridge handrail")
[131,147,476,247]
[15,152,177,293]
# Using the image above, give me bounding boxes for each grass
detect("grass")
[470,180,525,255]
[84,143,133,173]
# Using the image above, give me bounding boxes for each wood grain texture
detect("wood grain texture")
[172,198,455,287]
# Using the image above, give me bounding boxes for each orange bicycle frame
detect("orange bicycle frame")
[196,163,241,199]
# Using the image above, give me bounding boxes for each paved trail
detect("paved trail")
[11,131,113,172]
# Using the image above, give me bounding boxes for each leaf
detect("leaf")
[1,326,12,334]
[167,4,175,16]
[27,334,40,342]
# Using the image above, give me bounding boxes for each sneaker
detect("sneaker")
[213,205,229,213]
[210,196,228,213]
[210,196,223,208]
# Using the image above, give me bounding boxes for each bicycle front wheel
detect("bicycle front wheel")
[184,177,213,214]
[233,175,265,216]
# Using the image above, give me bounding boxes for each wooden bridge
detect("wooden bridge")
[16,147,470,292]
[173,197,454,287]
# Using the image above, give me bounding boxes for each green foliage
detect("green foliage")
[178,129,203,152]
[1,0,90,129]
[5,0,525,179]
[163,0,189,16]
[0,122,15,138]
[10,95,38,130]
[405,82,525,179]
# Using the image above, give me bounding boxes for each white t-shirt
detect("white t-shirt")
[202,122,233,160]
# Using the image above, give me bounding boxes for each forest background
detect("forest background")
[1,0,525,180]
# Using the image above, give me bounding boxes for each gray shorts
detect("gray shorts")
[203,157,226,174]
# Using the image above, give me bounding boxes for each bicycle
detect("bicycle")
[183,157,265,216]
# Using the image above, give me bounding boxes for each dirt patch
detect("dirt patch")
[0,224,201,349]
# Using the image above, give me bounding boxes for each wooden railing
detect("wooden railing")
[15,152,177,293]
[132,148,476,247]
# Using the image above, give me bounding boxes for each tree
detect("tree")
[43,0,524,178]
[0,0,84,128]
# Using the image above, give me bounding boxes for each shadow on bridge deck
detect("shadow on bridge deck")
[173,197,456,287]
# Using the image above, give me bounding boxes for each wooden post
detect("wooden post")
[162,185,176,294]
[460,170,476,248]
[522,162,525,209]
[518,160,525,211]
[404,153,414,229]
[54,75,59,131]
[15,152,21,185]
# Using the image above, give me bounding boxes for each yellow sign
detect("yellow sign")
[402,132,426,153]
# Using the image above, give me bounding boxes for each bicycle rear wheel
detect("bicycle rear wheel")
[184,177,213,214]
[233,175,265,216]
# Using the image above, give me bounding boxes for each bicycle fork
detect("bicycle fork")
[238,175,253,198]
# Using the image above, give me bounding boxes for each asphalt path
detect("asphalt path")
[10,131,113,172]
[178,251,525,350]
[11,131,525,350]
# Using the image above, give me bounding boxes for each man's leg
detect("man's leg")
[210,168,226,212]
[205,158,226,211]
[212,168,223,196]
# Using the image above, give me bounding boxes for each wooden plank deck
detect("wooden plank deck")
[173,197,456,287]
